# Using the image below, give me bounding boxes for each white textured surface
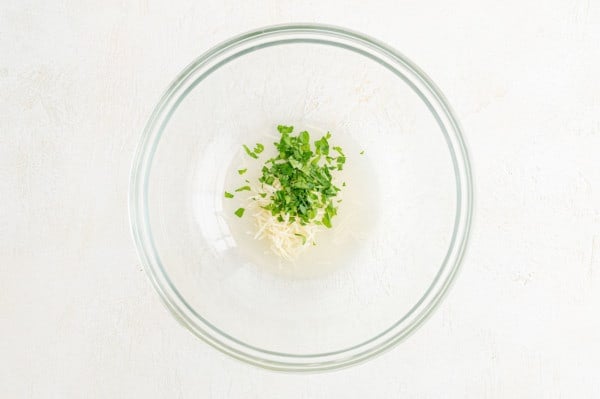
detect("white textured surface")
[1,0,599,397]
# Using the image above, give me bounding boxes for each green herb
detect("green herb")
[243,144,258,159]
[314,133,331,155]
[322,212,332,228]
[336,155,346,170]
[253,143,264,154]
[234,208,245,218]
[258,126,343,225]
[360,150,365,155]
[224,191,234,198]
[238,168,247,175]
[229,125,345,227]
[277,125,294,134]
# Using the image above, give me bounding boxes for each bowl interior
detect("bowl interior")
[132,25,471,369]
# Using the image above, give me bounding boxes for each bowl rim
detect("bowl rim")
[129,23,473,372]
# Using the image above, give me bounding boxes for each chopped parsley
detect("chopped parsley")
[234,208,245,218]
[253,143,264,154]
[228,125,345,229]
[237,168,247,175]
[224,191,234,198]
[243,144,258,159]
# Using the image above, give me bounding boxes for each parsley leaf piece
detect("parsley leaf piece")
[253,143,264,154]
[243,144,258,159]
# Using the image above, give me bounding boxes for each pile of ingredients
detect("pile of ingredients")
[225,125,348,260]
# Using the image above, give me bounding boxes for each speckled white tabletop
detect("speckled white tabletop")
[2,1,599,397]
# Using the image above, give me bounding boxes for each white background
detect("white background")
[2,1,599,397]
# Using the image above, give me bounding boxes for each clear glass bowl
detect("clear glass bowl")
[129,24,472,372]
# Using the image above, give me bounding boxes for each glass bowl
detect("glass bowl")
[129,24,472,372]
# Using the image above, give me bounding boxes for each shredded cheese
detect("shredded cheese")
[245,181,324,260]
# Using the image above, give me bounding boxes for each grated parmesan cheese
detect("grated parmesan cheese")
[245,181,324,260]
